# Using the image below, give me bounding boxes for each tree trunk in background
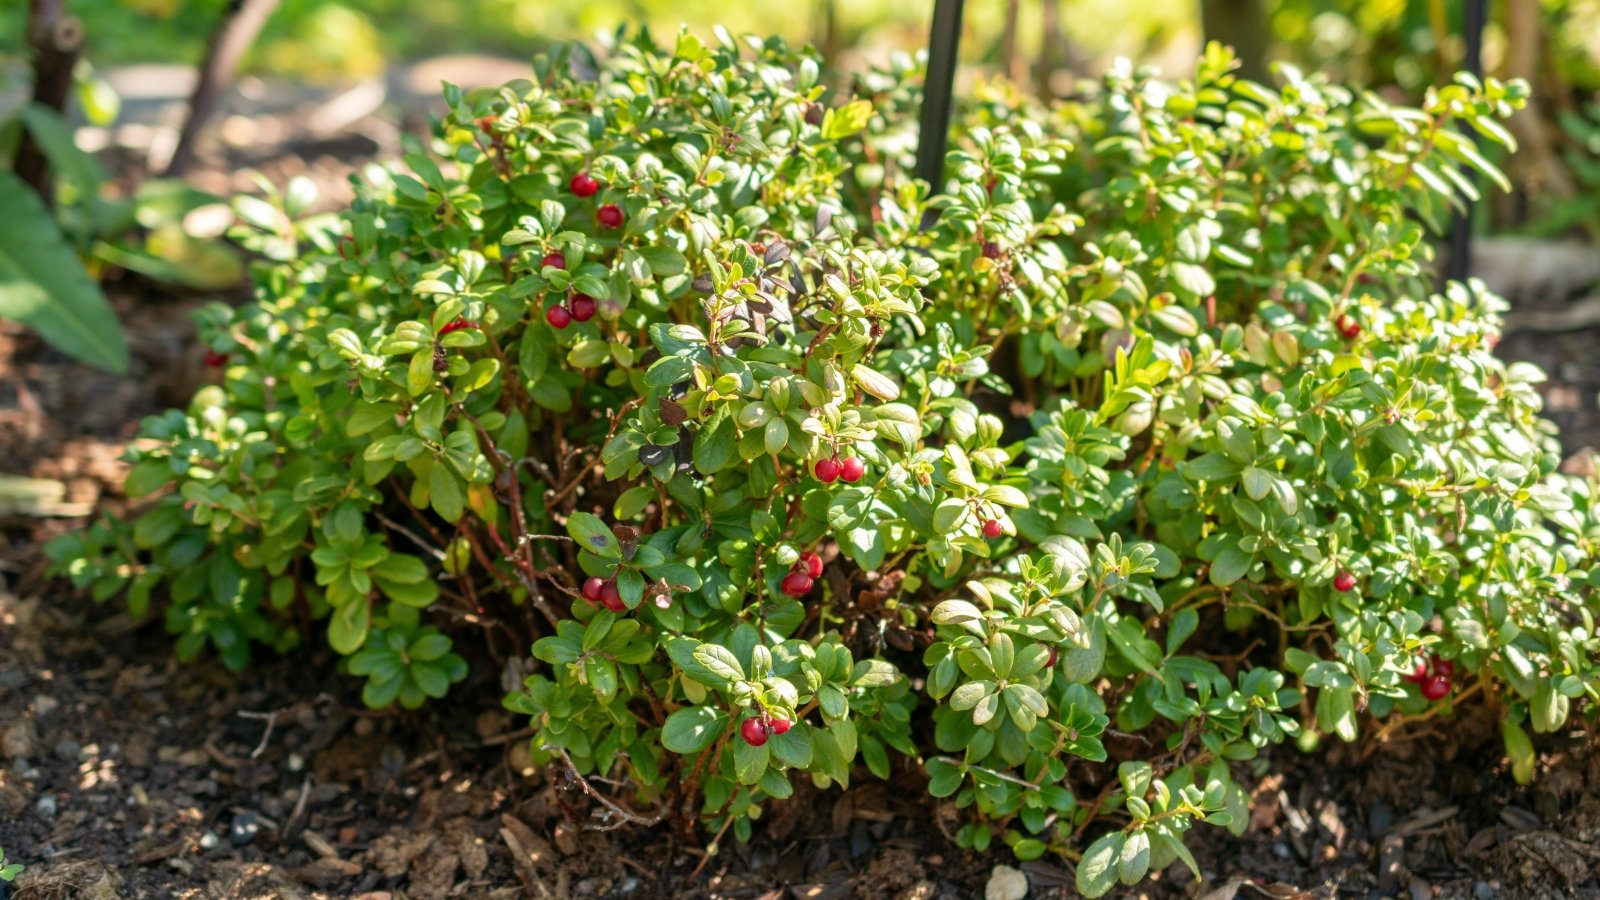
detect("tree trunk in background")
[165,0,280,176]
[999,0,1024,84]
[1035,0,1060,98]
[1503,0,1577,206]
[15,0,84,206]
[1200,0,1270,83]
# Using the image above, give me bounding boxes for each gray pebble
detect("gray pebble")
[199,830,220,850]
[32,695,60,717]
[53,738,82,761]
[35,794,58,818]
[230,810,260,847]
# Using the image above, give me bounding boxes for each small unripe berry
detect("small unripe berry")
[740,717,769,746]
[813,457,840,483]
[597,204,624,229]
[581,577,605,603]
[1333,570,1356,593]
[982,519,1003,539]
[570,294,597,322]
[838,456,865,483]
[541,251,566,270]
[796,552,823,580]
[599,580,625,612]
[768,716,792,735]
[1335,313,1361,340]
[546,305,572,329]
[780,570,813,598]
[982,241,1001,260]
[569,173,599,197]
[1420,676,1451,700]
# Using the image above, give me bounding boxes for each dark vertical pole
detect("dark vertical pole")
[1445,0,1488,284]
[916,0,965,192]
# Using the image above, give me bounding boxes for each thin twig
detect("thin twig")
[237,693,332,758]
[555,747,663,830]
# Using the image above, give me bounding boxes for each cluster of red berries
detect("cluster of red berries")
[740,712,792,747]
[580,576,625,612]
[1335,312,1362,340]
[568,172,624,230]
[813,454,865,484]
[1332,569,1357,593]
[780,551,823,598]
[1403,653,1454,700]
[546,293,597,329]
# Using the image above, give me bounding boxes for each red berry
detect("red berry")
[570,294,597,322]
[838,456,865,483]
[1333,571,1356,593]
[813,457,840,483]
[1336,314,1361,340]
[740,717,769,746]
[796,552,823,580]
[541,251,566,270]
[597,204,624,229]
[203,350,229,367]
[780,570,813,598]
[768,716,792,735]
[1432,656,1454,679]
[582,577,605,603]
[1357,273,1373,285]
[1046,646,1059,668]
[599,580,625,612]
[982,241,1001,260]
[437,318,476,337]
[1421,676,1451,700]
[546,305,572,329]
[1403,657,1428,684]
[569,173,599,197]
[982,519,1003,539]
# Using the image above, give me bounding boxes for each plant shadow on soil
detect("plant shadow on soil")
[2,142,1600,898]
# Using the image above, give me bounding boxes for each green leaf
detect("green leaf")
[733,733,770,784]
[769,725,813,768]
[1076,832,1125,898]
[328,600,370,655]
[661,706,727,754]
[821,99,873,140]
[1117,830,1151,885]
[691,643,744,686]
[0,171,127,373]
[566,512,620,558]
[429,464,464,522]
[1209,545,1253,586]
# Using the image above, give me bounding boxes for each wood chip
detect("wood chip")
[1391,805,1458,837]
[302,830,339,860]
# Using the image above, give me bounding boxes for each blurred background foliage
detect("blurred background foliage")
[1,0,1597,241]
[0,0,1592,94]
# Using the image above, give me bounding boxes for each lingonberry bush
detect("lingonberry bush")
[49,30,1600,895]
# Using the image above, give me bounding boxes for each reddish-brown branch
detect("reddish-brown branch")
[165,0,280,176]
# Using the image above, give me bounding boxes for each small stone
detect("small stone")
[1,720,37,760]
[199,830,220,850]
[230,810,261,847]
[1473,882,1495,900]
[1272,841,1293,860]
[287,752,305,772]
[53,738,82,761]
[985,865,1029,900]
[35,794,58,818]
[33,695,60,716]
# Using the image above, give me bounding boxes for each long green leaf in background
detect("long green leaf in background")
[0,171,128,374]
